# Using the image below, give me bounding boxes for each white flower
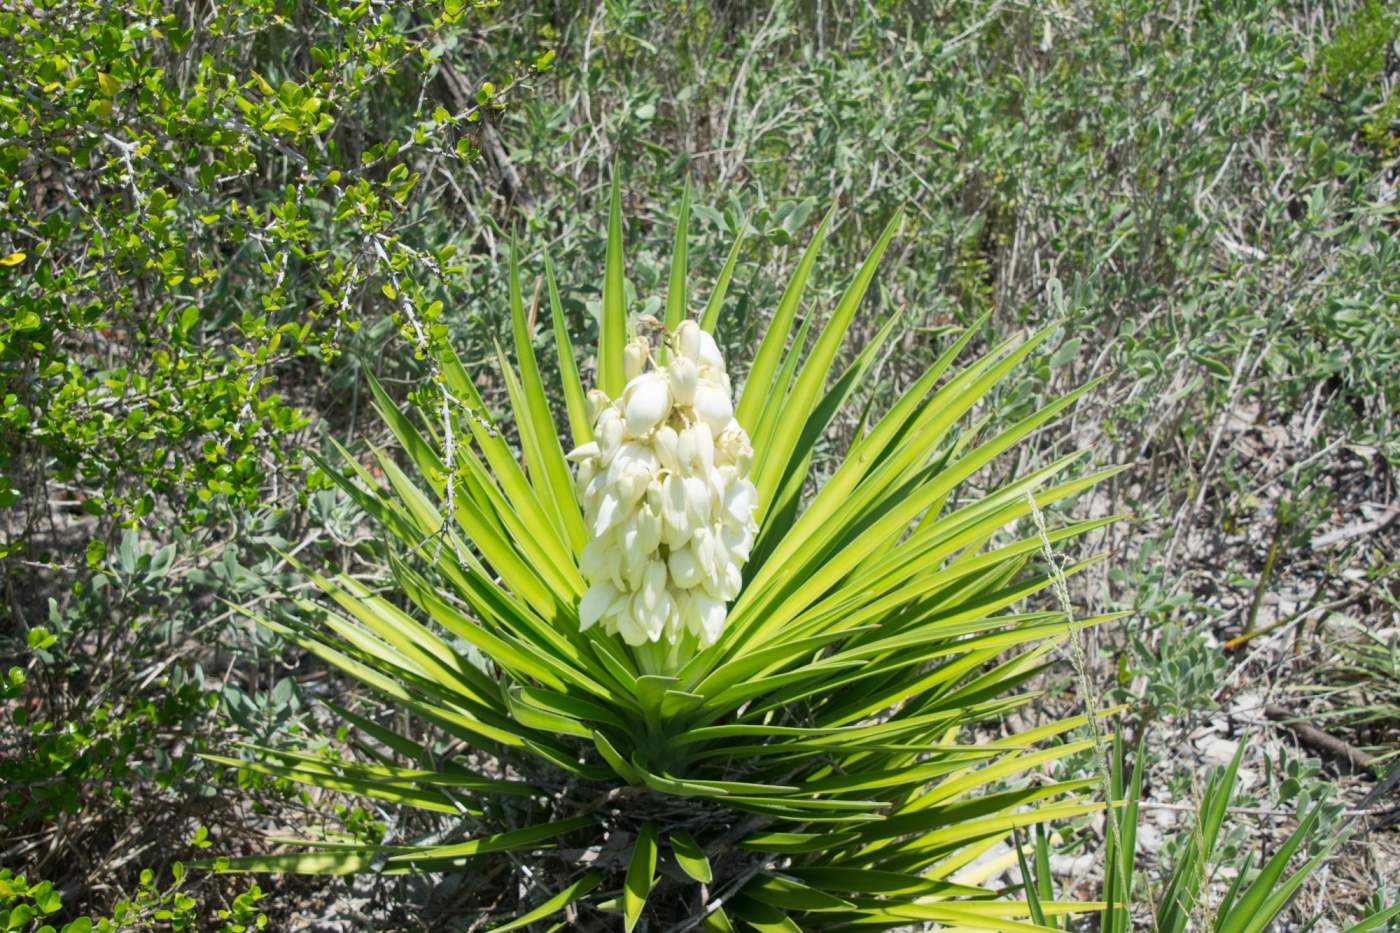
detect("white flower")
[624,336,650,381]
[674,320,702,362]
[697,330,725,373]
[667,354,698,406]
[570,320,759,652]
[622,371,672,437]
[692,378,733,434]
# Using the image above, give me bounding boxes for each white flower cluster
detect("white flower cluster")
[569,321,758,648]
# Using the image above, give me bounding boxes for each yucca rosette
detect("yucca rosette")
[570,322,757,655]
[214,176,1124,933]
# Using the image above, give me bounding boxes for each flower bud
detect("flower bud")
[668,354,698,406]
[596,406,625,460]
[586,389,612,422]
[697,330,725,372]
[693,378,734,433]
[673,320,702,361]
[653,424,681,472]
[623,336,650,381]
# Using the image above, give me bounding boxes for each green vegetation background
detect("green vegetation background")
[1,0,1396,928]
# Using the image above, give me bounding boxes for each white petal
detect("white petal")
[721,522,753,563]
[586,389,612,422]
[596,408,625,459]
[624,553,647,591]
[667,355,698,406]
[653,424,680,472]
[579,582,617,631]
[682,475,710,526]
[692,526,716,578]
[615,605,650,646]
[635,503,663,554]
[610,441,659,479]
[607,547,627,590]
[660,474,693,546]
[673,320,701,361]
[624,337,649,381]
[693,381,733,433]
[629,593,665,643]
[642,560,667,610]
[566,441,600,463]
[621,522,645,569]
[694,593,727,645]
[697,330,725,372]
[580,538,608,578]
[723,479,757,525]
[623,372,672,436]
[592,491,623,536]
[690,419,714,473]
[667,546,704,589]
[574,459,598,498]
[720,562,743,600]
[675,425,697,474]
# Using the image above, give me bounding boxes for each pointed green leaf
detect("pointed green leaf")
[601,169,627,397]
[669,830,712,883]
[665,180,690,331]
[624,822,658,933]
[489,872,604,932]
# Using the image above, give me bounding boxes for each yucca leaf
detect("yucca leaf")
[1219,794,1331,933]
[1342,905,1400,933]
[543,249,593,446]
[736,831,863,854]
[431,345,579,586]
[754,308,902,537]
[489,871,604,932]
[728,896,802,933]
[241,607,526,750]
[731,327,1053,630]
[875,901,1094,931]
[388,815,594,863]
[664,179,690,331]
[784,867,988,898]
[1156,739,1246,933]
[745,311,814,484]
[744,874,856,912]
[200,752,466,814]
[505,244,589,550]
[392,555,614,699]
[734,204,835,431]
[727,366,1089,659]
[600,169,628,398]
[593,729,643,784]
[209,850,382,875]
[328,702,432,764]
[699,213,747,333]
[1013,829,1050,928]
[751,210,902,511]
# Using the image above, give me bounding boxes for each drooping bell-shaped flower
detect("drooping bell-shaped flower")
[568,322,759,654]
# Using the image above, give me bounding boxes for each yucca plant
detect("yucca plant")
[208,178,1128,931]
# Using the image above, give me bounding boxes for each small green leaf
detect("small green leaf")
[624,823,658,933]
[669,830,712,883]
